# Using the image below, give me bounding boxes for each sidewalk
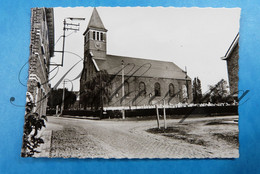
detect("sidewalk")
[33,128,52,158]
[33,121,58,158]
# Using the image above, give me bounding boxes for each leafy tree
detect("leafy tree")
[47,88,77,109]
[207,79,232,103]
[81,70,111,110]
[192,77,202,103]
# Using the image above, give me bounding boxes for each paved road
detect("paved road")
[47,116,239,159]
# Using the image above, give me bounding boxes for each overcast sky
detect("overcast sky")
[50,7,240,93]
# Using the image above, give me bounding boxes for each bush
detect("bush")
[21,102,47,157]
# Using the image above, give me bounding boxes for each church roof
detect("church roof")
[93,54,191,80]
[84,8,107,33]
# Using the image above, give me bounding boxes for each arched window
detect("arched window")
[169,83,175,97]
[124,81,129,97]
[101,32,103,41]
[154,82,161,96]
[97,32,100,40]
[93,31,96,40]
[139,82,146,96]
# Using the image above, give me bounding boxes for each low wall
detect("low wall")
[47,110,100,117]
[47,105,238,119]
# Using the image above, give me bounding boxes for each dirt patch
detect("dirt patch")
[165,134,208,146]
[206,121,230,125]
[213,132,239,146]
[147,127,186,134]
[146,127,208,146]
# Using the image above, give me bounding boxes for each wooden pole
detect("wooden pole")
[122,60,125,119]
[56,105,59,117]
[163,100,167,129]
[61,80,65,116]
[155,105,160,129]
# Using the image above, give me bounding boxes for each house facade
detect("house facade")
[222,33,239,97]
[26,8,55,116]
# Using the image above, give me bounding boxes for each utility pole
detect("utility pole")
[122,60,125,119]
[51,17,85,67]
[156,105,160,129]
[60,19,66,67]
[61,80,66,116]
[100,72,103,118]
[163,99,167,129]
[185,66,189,102]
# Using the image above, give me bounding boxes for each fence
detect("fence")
[47,105,238,119]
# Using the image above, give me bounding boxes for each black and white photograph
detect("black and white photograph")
[21,7,240,158]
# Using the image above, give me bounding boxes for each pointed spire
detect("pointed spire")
[87,8,107,31]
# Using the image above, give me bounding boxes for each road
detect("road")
[46,116,239,159]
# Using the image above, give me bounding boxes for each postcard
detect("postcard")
[21,7,240,158]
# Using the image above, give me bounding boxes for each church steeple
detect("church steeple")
[83,8,107,61]
[84,8,107,35]
[87,7,107,32]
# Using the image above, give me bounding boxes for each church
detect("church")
[80,8,193,109]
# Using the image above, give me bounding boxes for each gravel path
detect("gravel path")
[48,116,239,159]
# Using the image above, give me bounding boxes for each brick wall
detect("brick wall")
[26,8,54,116]
[107,75,193,107]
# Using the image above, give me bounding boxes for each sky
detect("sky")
[49,7,240,93]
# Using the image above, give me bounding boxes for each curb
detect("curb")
[33,130,52,158]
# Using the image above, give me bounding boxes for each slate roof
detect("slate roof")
[84,7,107,35]
[93,54,190,80]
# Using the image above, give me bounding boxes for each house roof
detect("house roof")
[45,8,55,57]
[84,8,107,34]
[93,54,191,80]
[221,33,239,60]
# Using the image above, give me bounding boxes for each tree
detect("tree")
[208,79,232,103]
[47,88,77,109]
[192,77,202,103]
[81,70,111,110]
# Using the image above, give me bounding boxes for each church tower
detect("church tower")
[80,8,107,107]
[83,8,107,60]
